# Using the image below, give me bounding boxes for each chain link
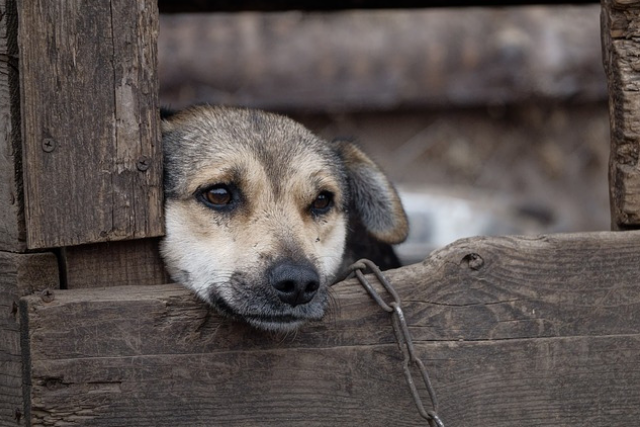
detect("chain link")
[345,259,444,427]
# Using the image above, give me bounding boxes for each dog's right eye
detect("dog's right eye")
[198,184,235,210]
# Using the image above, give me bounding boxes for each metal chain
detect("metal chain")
[346,259,445,427]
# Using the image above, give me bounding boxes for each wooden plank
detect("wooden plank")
[63,238,169,289]
[601,0,640,229]
[19,231,640,426]
[158,0,599,13]
[0,0,25,252]
[159,7,606,112]
[18,0,162,249]
[22,337,640,427]
[0,251,58,427]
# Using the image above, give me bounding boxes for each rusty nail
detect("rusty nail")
[463,253,484,271]
[42,138,56,153]
[40,289,55,303]
[136,156,150,171]
[11,301,18,317]
[14,408,22,423]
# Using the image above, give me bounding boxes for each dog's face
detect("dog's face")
[161,106,407,331]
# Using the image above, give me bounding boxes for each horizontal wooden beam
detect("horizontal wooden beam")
[63,238,169,289]
[159,7,606,112]
[158,0,599,13]
[19,231,640,426]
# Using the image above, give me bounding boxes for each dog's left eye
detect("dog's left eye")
[310,191,334,215]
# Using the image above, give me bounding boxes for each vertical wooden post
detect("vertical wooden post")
[0,252,58,426]
[0,3,61,424]
[0,0,25,252]
[601,0,640,230]
[18,0,163,249]
[2,2,164,422]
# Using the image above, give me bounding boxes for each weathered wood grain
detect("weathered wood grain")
[23,337,640,427]
[0,251,58,427]
[160,7,606,112]
[601,0,640,229]
[19,231,640,426]
[63,238,169,289]
[18,0,162,249]
[0,0,25,252]
[613,0,640,6]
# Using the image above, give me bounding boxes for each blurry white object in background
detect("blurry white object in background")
[395,186,563,265]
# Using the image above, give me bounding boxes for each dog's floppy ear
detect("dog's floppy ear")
[333,140,409,244]
[160,107,178,133]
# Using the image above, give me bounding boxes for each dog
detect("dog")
[160,105,408,332]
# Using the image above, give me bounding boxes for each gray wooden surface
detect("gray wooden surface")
[19,231,640,426]
[0,0,24,252]
[18,0,163,249]
[63,238,169,289]
[602,0,640,229]
[0,252,58,427]
[159,7,605,112]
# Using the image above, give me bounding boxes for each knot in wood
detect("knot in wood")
[462,253,484,271]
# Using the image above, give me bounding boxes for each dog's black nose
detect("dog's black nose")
[269,262,320,307]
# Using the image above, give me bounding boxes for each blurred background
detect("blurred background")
[158,5,609,264]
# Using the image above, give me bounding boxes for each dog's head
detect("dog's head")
[161,106,407,331]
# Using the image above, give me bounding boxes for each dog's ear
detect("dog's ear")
[332,140,408,244]
[160,107,178,133]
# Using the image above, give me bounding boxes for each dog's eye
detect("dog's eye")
[199,184,234,209]
[310,191,333,215]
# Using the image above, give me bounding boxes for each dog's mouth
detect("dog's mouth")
[210,294,325,332]
[243,314,310,332]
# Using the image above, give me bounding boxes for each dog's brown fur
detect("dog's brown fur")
[161,105,408,331]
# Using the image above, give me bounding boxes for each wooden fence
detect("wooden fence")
[1,0,639,426]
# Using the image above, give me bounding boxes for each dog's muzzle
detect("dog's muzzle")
[205,260,329,332]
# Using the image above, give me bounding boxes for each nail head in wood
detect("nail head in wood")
[40,289,55,303]
[41,138,56,153]
[136,155,151,172]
